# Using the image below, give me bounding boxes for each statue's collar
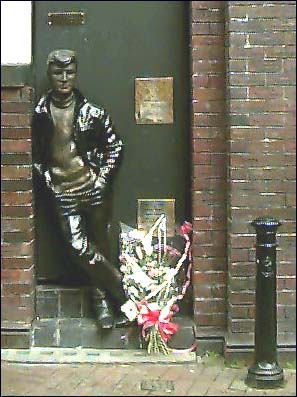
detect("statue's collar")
[41,88,87,116]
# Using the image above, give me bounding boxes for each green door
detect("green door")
[33,1,190,284]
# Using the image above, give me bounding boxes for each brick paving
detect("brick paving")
[1,356,296,396]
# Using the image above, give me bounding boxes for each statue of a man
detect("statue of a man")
[32,49,128,329]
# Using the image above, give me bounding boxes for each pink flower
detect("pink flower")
[148,268,161,278]
[166,246,182,257]
[180,221,192,236]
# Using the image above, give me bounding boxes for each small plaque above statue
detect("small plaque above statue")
[48,12,85,26]
[137,199,175,236]
[135,77,173,124]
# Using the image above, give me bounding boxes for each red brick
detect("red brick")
[286,194,296,207]
[1,257,34,269]
[229,18,296,33]
[192,46,225,59]
[229,292,255,305]
[277,291,296,305]
[193,88,224,101]
[194,165,225,178]
[192,127,223,139]
[1,140,31,153]
[1,88,22,102]
[209,75,225,89]
[195,299,226,314]
[1,242,34,258]
[228,4,296,19]
[229,263,256,277]
[193,74,209,88]
[1,153,32,165]
[193,100,224,112]
[248,87,283,99]
[284,278,296,290]
[193,244,226,258]
[194,138,226,152]
[1,206,33,217]
[231,319,254,333]
[1,283,34,295]
[193,271,227,284]
[194,218,226,232]
[1,166,32,179]
[193,256,226,272]
[1,127,31,139]
[1,266,34,283]
[191,22,210,35]
[2,191,33,206]
[192,8,224,23]
[1,304,34,323]
[2,218,34,232]
[193,152,211,165]
[231,306,250,319]
[249,31,296,46]
[192,35,225,47]
[229,73,266,87]
[1,102,32,113]
[1,179,32,192]
[3,230,34,243]
[230,235,254,249]
[192,22,225,37]
[20,86,34,101]
[194,313,226,327]
[194,283,226,299]
[192,1,223,9]
[1,114,31,127]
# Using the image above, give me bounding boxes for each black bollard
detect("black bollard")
[246,217,284,388]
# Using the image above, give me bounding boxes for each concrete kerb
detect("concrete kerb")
[1,347,198,364]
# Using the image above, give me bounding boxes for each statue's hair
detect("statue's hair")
[47,49,77,68]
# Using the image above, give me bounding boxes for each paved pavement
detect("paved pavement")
[2,351,296,396]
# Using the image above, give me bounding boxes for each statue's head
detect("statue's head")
[47,49,77,97]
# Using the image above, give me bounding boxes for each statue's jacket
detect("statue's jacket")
[32,88,123,189]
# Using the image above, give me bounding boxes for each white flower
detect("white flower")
[128,286,140,298]
[136,246,143,260]
[142,235,153,256]
[128,229,146,240]
[147,260,157,268]
[121,300,138,321]
[120,265,128,273]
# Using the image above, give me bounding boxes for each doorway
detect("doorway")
[33,1,191,283]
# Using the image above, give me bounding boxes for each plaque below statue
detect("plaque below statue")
[32,49,129,330]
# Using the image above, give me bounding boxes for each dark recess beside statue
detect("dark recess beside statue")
[32,49,128,329]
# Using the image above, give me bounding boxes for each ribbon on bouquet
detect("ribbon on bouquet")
[136,300,178,342]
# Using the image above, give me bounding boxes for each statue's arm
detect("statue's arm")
[32,108,52,189]
[93,108,123,185]
[31,111,44,178]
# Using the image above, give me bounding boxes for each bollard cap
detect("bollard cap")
[251,217,282,229]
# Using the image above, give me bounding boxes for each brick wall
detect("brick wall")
[190,1,228,335]
[1,86,35,345]
[226,1,296,348]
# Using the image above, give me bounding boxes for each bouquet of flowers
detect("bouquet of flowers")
[119,214,192,355]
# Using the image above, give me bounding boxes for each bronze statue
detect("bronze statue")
[32,49,128,329]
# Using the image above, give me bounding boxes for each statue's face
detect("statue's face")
[48,62,77,96]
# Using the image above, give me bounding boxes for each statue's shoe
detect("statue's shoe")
[94,297,114,330]
[114,313,132,328]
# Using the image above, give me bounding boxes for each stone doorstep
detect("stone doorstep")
[1,347,198,364]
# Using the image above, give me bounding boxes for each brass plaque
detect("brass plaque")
[48,12,85,26]
[137,199,175,237]
[135,77,173,124]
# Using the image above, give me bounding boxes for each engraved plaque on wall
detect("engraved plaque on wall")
[135,77,173,124]
[48,12,85,26]
[137,199,175,236]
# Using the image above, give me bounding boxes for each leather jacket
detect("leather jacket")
[32,88,123,189]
